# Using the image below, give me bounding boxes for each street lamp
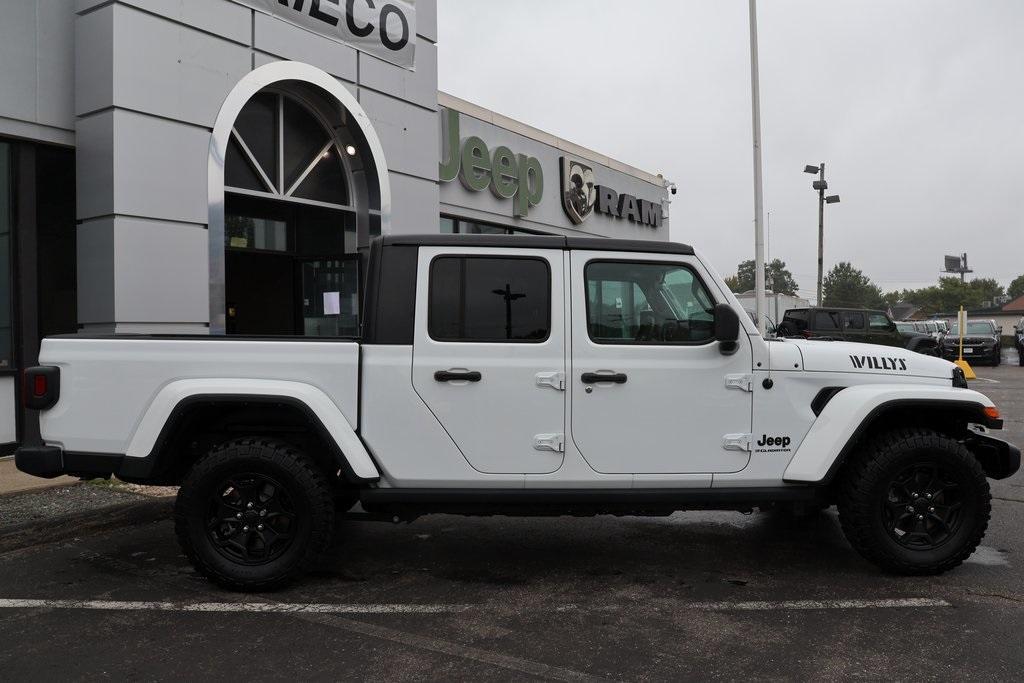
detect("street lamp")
[804,163,841,305]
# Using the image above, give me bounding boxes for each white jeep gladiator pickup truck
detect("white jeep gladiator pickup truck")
[16,234,1020,590]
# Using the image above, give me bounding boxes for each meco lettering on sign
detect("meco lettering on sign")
[241,0,417,70]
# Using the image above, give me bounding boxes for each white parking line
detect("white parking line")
[0,599,470,614]
[0,597,950,614]
[683,597,951,611]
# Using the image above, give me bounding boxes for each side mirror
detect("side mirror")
[713,303,740,355]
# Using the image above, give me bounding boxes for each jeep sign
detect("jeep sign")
[239,0,416,70]
[439,109,544,218]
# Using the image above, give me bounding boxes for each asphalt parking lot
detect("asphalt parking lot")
[0,360,1022,681]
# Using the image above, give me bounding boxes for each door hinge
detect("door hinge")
[535,371,565,391]
[534,433,565,453]
[725,374,753,392]
[722,433,752,452]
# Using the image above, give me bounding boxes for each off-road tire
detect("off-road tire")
[175,438,335,591]
[837,428,990,575]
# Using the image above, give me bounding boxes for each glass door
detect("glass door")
[296,255,360,337]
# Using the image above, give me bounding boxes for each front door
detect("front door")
[569,251,753,475]
[411,246,566,475]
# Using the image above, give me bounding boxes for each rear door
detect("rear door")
[411,246,566,475]
[813,310,843,339]
[568,251,753,474]
[841,310,868,344]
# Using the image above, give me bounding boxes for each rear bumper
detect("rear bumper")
[15,446,123,480]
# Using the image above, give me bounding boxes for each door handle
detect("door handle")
[581,372,627,384]
[434,370,482,383]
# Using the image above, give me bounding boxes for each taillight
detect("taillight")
[23,367,60,410]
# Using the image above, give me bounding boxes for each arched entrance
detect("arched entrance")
[208,62,390,335]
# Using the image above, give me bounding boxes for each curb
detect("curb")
[0,479,83,500]
[0,497,174,553]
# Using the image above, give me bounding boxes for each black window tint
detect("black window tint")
[784,309,808,331]
[0,143,12,368]
[815,311,841,331]
[843,311,865,330]
[429,257,550,342]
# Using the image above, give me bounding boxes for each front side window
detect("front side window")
[870,313,893,330]
[585,261,715,344]
[843,311,865,330]
[429,256,550,342]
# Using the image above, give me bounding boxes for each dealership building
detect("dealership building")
[0,0,672,450]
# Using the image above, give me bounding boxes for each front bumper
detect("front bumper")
[942,347,997,360]
[966,432,1021,480]
[15,445,123,480]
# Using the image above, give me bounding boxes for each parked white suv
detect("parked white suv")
[16,235,1020,589]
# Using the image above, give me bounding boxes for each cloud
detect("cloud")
[437,0,1024,297]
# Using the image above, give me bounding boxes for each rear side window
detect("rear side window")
[428,256,550,343]
[783,309,808,331]
[814,311,841,331]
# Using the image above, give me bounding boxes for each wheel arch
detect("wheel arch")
[784,386,1000,485]
[122,380,380,485]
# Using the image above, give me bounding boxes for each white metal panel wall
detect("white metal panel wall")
[0,0,76,146]
[72,0,440,333]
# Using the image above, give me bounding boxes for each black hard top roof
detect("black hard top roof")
[377,234,695,255]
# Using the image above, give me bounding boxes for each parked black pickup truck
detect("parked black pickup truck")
[777,307,939,355]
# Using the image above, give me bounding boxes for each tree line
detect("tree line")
[724,259,1024,315]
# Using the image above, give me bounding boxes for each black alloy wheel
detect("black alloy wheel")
[175,439,336,591]
[882,463,963,550]
[206,472,298,566]
[837,428,990,575]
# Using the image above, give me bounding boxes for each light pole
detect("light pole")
[748,0,767,335]
[804,163,840,305]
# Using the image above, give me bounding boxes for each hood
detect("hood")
[787,339,955,380]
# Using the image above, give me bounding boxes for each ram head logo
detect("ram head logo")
[561,158,596,225]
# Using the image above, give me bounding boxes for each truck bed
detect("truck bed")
[38,337,360,455]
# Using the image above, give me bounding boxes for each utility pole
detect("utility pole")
[748,0,767,335]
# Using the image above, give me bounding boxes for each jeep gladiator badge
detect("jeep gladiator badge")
[755,435,792,453]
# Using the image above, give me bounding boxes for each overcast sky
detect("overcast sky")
[436,0,1024,300]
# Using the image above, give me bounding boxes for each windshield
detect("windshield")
[950,322,995,335]
[895,322,915,333]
